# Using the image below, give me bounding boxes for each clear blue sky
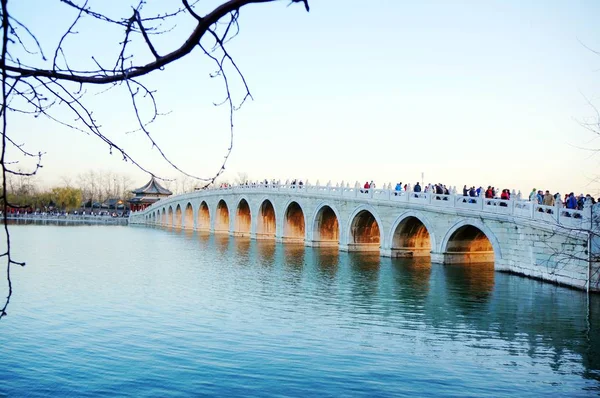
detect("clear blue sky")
[8,0,600,196]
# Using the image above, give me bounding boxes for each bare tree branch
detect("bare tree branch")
[0,0,311,319]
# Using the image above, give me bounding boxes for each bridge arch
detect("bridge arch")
[167,206,174,227]
[184,202,194,229]
[346,205,383,251]
[441,219,501,264]
[175,204,183,229]
[311,202,341,246]
[197,201,210,231]
[161,208,166,225]
[256,198,277,239]
[282,200,306,242]
[214,199,230,234]
[235,197,252,237]
[388,211,436,257]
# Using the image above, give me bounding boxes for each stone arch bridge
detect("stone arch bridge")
[129,183,599,292]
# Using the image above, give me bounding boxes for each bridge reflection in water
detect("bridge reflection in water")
[178,232,599,387]
[4,224,598,396]
[185,230,599,379]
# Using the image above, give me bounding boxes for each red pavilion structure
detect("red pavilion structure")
[128,177,172,211]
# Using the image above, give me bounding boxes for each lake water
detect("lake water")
[0,225,599,397]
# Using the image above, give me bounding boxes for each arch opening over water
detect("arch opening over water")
[184,203,193,229]
[235,199,251,237]
[350,210,380,251]
[445,224,494,264]
[167,206,174,227]
[175,204,183,229]
[215,200,229,234]
[392,216,431,258]
[161,208,166,225]
[197,201,210,231]
[283,202,305,243]
[256,200,276,239]
[313,205,339,247]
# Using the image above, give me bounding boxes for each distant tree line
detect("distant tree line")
[3,171,135,212]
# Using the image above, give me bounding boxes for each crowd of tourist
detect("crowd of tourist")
[215,178,599,211]
[527,189,597,210]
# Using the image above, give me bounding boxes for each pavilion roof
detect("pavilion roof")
[132,177,172,196]
[128,197,162,203]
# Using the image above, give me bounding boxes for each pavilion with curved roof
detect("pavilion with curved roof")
[128,176,172,211]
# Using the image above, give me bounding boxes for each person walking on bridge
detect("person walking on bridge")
[543,190,555,207]
[529,188,537,202]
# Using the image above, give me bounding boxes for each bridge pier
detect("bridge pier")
[306,240,338,248]
[429,251,494,265]
[381,246,432,258]
[339,243,380,252]
[430,252,445,264]
[278,236,304,244]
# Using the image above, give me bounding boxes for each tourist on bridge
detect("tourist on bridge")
[566,193,577,210]
[529,188,537,202]
[485,186,493,199]
[555,193,563,207]
[414,182,422,193]
[542,191,555,207]
[577,194,585,210]
[533,190,542,204]
[500,189,510,206]
[394,182,402,196]
[361,181,370,194]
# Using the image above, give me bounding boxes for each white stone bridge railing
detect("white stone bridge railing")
[133,182,594,230]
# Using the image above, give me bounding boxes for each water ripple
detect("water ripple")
[0,225,598,397]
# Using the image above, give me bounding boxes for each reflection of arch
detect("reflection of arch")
[197,201,210,231]
[184,203,194,229]
[388,211,435,257]
[175,204,183,229]
[235,198,251,236]
[441,219,501,264]
[311,203,340,245]
[443,263,495,305]
[215,199,230,234]
[283,201,305,242]
[256,199,276,239]
[346,205,383,249]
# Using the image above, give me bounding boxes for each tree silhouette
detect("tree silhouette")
[0,0,310,319]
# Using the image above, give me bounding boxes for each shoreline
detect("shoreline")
[2,215,128,226]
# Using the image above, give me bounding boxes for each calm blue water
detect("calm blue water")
[0,225,598,397]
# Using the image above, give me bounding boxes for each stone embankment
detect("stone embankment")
[2,214,128,226]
